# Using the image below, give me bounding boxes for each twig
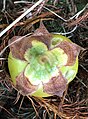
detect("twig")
[14,1,31,4]
[0,0,44,37]
[44,6,67,22]
[68,11,88,27]
[0,58,7,60]
[43,4,87,35]
[52,25,78,35]
[2,0,6,11]
[0,105,14,117]
[76,76,87,88]
[69,3,88,20]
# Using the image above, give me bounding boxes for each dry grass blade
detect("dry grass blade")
[0,0,88,119]
[31,96,88,119]
[0,0,44,37]
[0,105,14,117]
[68,11,88,27]
[27,96,39,118]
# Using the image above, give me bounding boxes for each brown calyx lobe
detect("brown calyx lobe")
[16,70,67,97]
[43,71,67,97]
[16,72,38,96]
[57,41,81,66]
[9,22,52,60]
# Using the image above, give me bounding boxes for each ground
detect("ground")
[0,0,88,119]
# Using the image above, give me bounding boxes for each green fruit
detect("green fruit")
[8,32,80,97]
